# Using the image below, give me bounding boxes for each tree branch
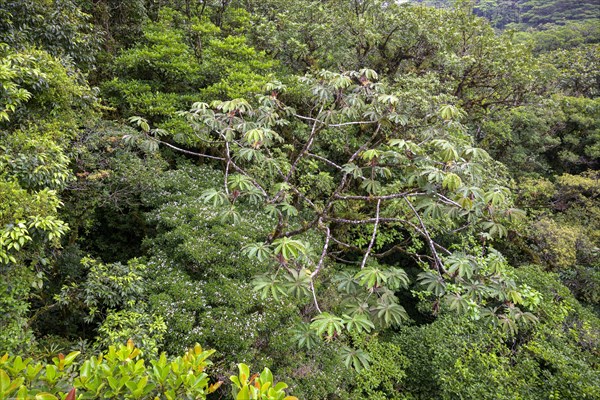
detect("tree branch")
[360,199,381,269]
[404,197,446,272]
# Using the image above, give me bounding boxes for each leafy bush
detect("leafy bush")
[0,340,296,399]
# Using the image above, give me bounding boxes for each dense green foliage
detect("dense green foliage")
[0,0,598,399]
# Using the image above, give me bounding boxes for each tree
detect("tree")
[0,42,96,352]
[127,69,540,345]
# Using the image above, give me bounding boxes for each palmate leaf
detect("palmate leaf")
[377,94,399,106]
[373,301,408,327]
[213,98,252,114]
[236,147,259,162]
[455,194,473,210]
[264,204,279,218]
[241,187,264,205]
[251,274,287,301]
[503,207,526,223]
[442,173,462,191]
[219,206,241,224]
[342,298,371,317]
[283,269,311,299]
[418,200,445,220]
[378,287,399,306]
[333,271,360,294]
[227,174,254,191]
[330,74,353,89]
[356,68,378,81]
[272,237,307,260]
[481,221,508,238]
[491,307,538,337]
[244,128,266,147]
[241,242,272,262]
[388,139,421,154]
[486,249,507,274]
[484,187,509,206]
[463,281,486,301]
[355,266,387,289]
[375,166,392,179]
[445,253,475,279]
[457,186,485,203]
[361,149,382,162]
[462,147,490,161]
[445,293,470,315]
[360,178,381,194]
[341,163,363,179]
[128,116,150,132]
[310,313,344,339]
[384,267,410,290]
[498,315,518,336]
[438,104,463,121]
[341,313,375,334]
[421,166,445,184]
[290,323,320,350]
[278,202,298,217]
[340,346,371,372]
[430,139,459,162]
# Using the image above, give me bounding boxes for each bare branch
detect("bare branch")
[334,191,419,201]
[434,193,463,208]
[311,223,330,279]
[326,216,406,225]
[310,280,322,313]
[280,216,321,238]
[293,113,376,128]
[286,106,324,182]
[360,199,381,269]
[152,138,225,160]
[329,235,361,250]
[308,153,343,170]
[404,197,446,272]
[224,141,231,196]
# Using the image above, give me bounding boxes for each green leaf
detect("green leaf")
[361,149,381,162]
[445,253,475,279]
[374,301,408,327]
[238,363,250,385]
[283,269,311,298]
[200,189,229,207]
[228,174,254,192]
[442,173,462,191]
[252,274,287,301]
[241,243,272,262]
[272,237,307,260]
[340,346,371,372]
[310,313,344,339]
[341,163,363,179]
[35,394,59,400]
[0,369,10,394]
[360,179,381,194]
[332,271,360,294]
[290,323,320,350]
[342,313,375,333]
[384,267,410,290]
[355,266,387,289]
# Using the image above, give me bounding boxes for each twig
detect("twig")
[153,138,225,160]
[404,197,445,272]
[310,280,322,313]
[334,191,419,201]
[311,223,330,279]
[360,199,381,269]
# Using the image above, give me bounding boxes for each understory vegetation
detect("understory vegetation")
[0,0,598,399]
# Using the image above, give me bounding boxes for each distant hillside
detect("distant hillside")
[413,0,600,29]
